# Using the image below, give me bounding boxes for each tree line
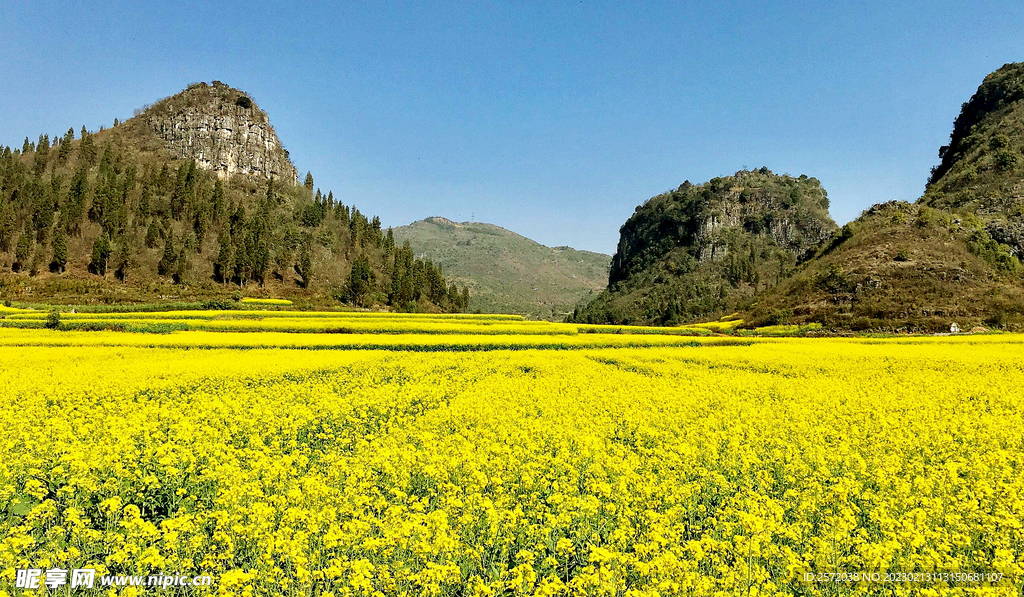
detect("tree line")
[0,126,469,312]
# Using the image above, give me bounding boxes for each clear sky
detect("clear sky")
[2,1,1022,254]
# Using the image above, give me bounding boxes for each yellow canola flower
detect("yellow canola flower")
[0,318,1022,595]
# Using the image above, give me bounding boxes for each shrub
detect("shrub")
[894,250,909,262]
[202,299,237,310]
[994,148,1020,172]
[45,310,61,330]
[985,310,1007,329]
[764,308,793,326]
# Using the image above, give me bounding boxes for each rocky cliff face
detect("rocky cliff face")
[573,168,837,325]
[608,168,835,285]
[143,81,298,183]
[922,62,1024,254]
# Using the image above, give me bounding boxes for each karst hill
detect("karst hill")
[0,82,468,312]
[576,61,1024,331]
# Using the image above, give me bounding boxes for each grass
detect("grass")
[393,217,610,320]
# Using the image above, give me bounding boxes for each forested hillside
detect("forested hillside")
[570,169,836,325]
[0,82,468,311]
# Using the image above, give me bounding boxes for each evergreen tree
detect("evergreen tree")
[171,162,189,220]
[89,234,112,276]
[56,128,74,165]
[145,219,161,248]
[303,172,314,192]
[296,243,314,288]
[29,246,45,277]
[33,134,50,175]
[212,179,226,223]
[174,247,190,284]
[139,183,152,219]
[0,202,16,252]
[22,137,33,154]
[50,229,68,273]
[79,130,96,166]
[214,233,236,284]
[346,255,373,305]
[158,231,177,276]
[62,165,89,235]
[13,228,32,272]
[113,240,136,282]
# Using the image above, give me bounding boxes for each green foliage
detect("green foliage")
[574,169,835,325]
[296,243,313,289]
[994,148,1020,172]
[0,85,468,315]
[89,234,112,276]
[50,230,68,273]
[13,229,32,272]
[44,309,60,330]
[925,61,1024,226]
[346,255,373,305]
[158,230,177,276]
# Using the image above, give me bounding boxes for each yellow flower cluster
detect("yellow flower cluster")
[239,298,294,306]
[0,317,1022,596]
[1,310,712,336]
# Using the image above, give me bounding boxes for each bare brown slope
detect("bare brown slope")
[747,202,1024,331]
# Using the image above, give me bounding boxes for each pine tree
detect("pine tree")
[89,234,112,276]
[139,183,152,218]
[346,255,374,305]
[33,134,50,175]
[50,230,68,273]
[296,243,314,289]
[214,233,236,284]
[22,137,33,154]
[174,248,190,284]
[170,162,189,220]
[0,202,15,252]
[79,130,96,166]
[29,246,46,277]
[56,128,74,165]
[144,220,160,248]
[13,228,32,272]
[61,165,89,235]
[212,179,226,223]
[303,172,314,192]
[113,241,135,282]
[158,231,177,276]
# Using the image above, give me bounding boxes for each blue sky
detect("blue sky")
[2,1,1022,254]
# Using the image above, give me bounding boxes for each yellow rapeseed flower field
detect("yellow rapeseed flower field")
[0,313,1022,596]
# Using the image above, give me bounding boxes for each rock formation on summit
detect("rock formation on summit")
[143,81,298,182]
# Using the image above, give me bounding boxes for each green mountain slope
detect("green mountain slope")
[746,201,1024,330]
[571,169,837,325]
[747,62,1024,331]
[580,62,1024,332]
[392,217,610,319]
[922,61,1024,254]
[0,82,467,311]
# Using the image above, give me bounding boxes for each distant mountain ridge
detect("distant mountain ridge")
[392,217,610,319]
